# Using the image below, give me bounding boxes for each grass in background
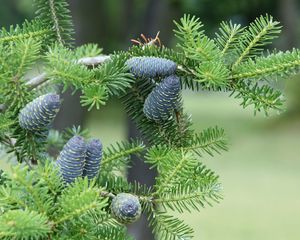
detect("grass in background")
[182,92,300,240]
[85,91,300,240]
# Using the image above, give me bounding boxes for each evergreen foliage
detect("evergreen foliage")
[0,1,299,239]
[34,0,74,46]
[0,20,49,46]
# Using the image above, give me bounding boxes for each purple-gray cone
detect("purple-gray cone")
[19,93,61,131]
[126,57,177,78]
[56,136,86,184]
[143,75,181,122]
[111,193,142,224]
[82,139,103,180]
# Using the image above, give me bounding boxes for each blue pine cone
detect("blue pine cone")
[19,93,61,131]
[143,75,181,122]
[111,193,142,224]
[82,139,103,180]
[56,136,87,184]
[126,57,177,78]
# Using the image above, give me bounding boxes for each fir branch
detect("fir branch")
[95,226,134,240]
[12,37,42,79]
[0,185,28,211]
[232,14,281,68]
[154,184,221,213]
[34,0,74,46]
[100,140,145,174]
[54,212,126,239]
[149,211,194,240]
[48,0,64,44]
[0,114,15,136]
[97,175,153,199]
[75,43,103,58]
[0,20,49,45]
[35,161,63,198]
[195,60,230,89]
[0,169,7,185]
[232,49,300,80]
[183,127,228,157]
[154,163,222,212]
[26,55,110,89]
[55,178,108,224]
[9,165,50,214]
[215,21,244,55]
[152,149,199,195]
[93,54,134,96]
[174,14,221,62]
[4,79,32,114]
[0,209,51,239]
[231,82,284,115]
[13,128,48,165]
[80,85,108,111]
[45,44,94,91]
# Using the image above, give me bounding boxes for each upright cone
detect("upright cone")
[126,56,177,78]
[56,136,86,184]
[82,138,103,180]
[143,75,181,122]
[19,93,61,131]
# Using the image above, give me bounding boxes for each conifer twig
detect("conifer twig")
[26,55,111,89]
[0,55,111,112]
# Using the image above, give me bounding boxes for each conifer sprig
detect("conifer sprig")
[0,4,299,239]
[174,14,221,62]
[0,209,51,239]
[184,127,228,157]
[232,49,300,80]
[0,20,49,45]
[149,211,194,240]
[215,21,244,56]
[232,14,282,68]
[34,0,74,46]
[231,82,284,114]
[100,140,145,174]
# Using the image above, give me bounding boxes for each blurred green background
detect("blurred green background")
[1,0,300,239]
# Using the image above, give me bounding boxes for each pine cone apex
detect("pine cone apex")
[87,138,102,154]
[43,93,60,109]
[68,135,86,147]
[111,193,142,224]
[163,74,180,88]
